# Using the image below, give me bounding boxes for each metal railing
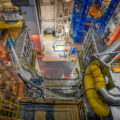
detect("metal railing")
[41,72,79,79]
[0,91,19,120]
[79,99,87,120]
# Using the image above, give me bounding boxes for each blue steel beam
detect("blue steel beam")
[71,0,119,43]
[96,0,119,34]
[94,0,103,6]
[72,0,92,43]
[71,0,81,31]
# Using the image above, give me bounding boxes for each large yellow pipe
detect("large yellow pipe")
[0,21,23,29]
[84,60,110,117]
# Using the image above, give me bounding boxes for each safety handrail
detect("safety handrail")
[78,99,87,120]
[0,91,19,120]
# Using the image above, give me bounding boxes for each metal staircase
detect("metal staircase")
[8,37,81,99]
[14,27,27,59]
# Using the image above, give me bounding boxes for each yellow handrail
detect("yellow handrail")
[0,91,19,120]
[78,99,87,120]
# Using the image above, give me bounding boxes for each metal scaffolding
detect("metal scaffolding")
[71,0,119,43]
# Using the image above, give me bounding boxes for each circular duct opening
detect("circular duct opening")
[65,0,72,2]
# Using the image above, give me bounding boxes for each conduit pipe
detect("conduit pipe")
[84,60,120,117]
[100,39,120,62]
[98,88,120,106]
[18,73,76,99]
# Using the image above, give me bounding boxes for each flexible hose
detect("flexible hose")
[84,60,110,116]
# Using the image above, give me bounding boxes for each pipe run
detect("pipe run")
[98,88,120,106]
[100,39,120,62]
[18,73,77,99]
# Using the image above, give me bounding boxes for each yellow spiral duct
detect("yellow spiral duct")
[0,21,23,29]
[84,60,110,117]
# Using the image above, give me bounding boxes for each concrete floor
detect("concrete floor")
[42,35,76,61]
[19,102,83,120]
[34,104,81,120]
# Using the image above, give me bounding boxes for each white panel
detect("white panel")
[21,6,39,35]
[41,5,55,30]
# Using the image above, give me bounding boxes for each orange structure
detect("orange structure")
[107,23,120,45]
[8,29,22,40]
[0,41,10,64]
[65,41,81,49]
[0,41,7,58]
[88,3,102,19]
[30,34,42,57]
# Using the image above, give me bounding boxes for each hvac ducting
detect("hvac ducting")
[64,0,73,2]
[84,60,109,117]
[84,60,120,117]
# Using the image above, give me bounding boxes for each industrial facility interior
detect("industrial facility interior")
[0,0,120,120]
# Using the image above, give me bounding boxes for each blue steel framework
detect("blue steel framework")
[71,0,119,43]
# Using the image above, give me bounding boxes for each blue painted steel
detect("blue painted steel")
[71,46,77,54]
[96,0,119,34]
[94,0,103,6]
[71,0,81,31]
[71,0,119,43]
[33,76,43,85]
[72,0,92,43]
[6,34,14,49]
